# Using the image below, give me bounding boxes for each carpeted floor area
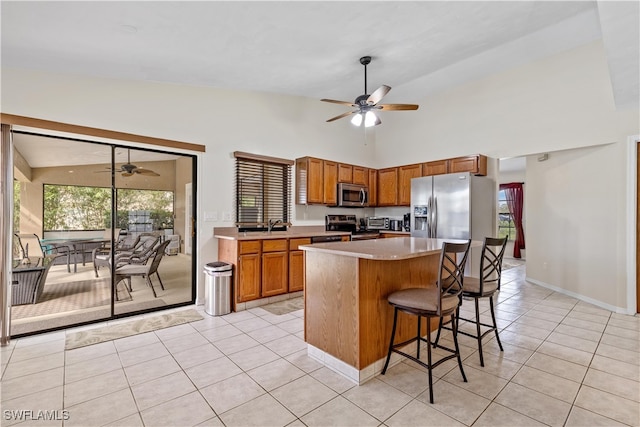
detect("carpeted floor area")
[260,297,304,315]
[65,308,203,350]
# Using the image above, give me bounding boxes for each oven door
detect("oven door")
[338,183,369,207]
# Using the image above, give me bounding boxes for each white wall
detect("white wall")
[375,41,638,163]
[374,41,638,312]
[525,143,629,311]
[2,40,638,311]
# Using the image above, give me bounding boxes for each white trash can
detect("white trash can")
[203,262,232,316]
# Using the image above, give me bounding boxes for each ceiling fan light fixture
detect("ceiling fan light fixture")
[364,111,377,127]
[321,56,418,127]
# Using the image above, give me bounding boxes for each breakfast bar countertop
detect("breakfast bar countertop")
[213,225,349,240]
[300,237,476,260]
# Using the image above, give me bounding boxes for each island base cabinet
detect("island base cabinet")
[305,252,441,370]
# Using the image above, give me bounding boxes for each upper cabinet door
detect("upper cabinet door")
[398,163,422,206]
[295,157,323,204]
[352,166,368,186]
[338,163,353,183]
[449,155,487,176]
[323,160,338,205]
[422,160,449,176]
[368,169,378,207]
[377,167,398,206]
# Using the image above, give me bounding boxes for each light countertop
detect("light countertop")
[300,237,479,260]
[213,226,350,241]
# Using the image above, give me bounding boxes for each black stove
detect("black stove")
[325,215,379,240]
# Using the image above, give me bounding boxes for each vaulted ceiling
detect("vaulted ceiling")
[2,1,638,110]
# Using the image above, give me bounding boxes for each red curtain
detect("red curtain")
[499,183,525,258]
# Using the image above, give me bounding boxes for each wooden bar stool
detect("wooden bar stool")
[381,240,471,404]
[435,236,507,367]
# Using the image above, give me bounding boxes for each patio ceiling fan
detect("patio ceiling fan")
[96,149,160,177]
[321,56,419,127]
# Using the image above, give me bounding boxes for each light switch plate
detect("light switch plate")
[204,211,218,222]
[223,211,232,221]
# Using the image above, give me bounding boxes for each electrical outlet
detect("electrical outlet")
[223,211,232,221]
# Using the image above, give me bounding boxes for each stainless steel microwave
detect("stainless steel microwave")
[337,183,369,207]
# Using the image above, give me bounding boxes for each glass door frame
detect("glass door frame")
[8,131,197,338]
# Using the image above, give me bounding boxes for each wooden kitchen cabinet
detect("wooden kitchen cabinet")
[398,163,422,206]
[261,239,288,297]
[449,154,487,176]
[262,252,288,297]
[236,240,261,303]
[352,166,368,186]
[368,169,378,206]
[422,160,449,176]
[288,238,311,292]
[295,157,324,204]
[323,160,338,205]
[338,163,353,183]
[377,167,398,206]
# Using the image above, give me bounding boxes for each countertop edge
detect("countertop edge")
[300,237,474,260]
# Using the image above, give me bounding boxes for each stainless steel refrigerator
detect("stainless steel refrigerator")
[410,172,496,276]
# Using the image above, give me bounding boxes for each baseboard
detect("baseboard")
[525,276,632,315]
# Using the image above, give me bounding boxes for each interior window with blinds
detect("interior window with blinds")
[234,152,293,232]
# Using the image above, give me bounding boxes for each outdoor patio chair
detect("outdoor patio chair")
[93,234,160,277]
[114,240,171,298]
[15,233,67,266]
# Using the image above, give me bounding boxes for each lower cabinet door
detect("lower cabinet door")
[237,253,260,302]
[262,251,288,297]
[289,250,304,292]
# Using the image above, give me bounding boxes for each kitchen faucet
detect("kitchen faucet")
[267,219,283,233]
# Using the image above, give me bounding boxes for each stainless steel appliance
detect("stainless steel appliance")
[325,215,379,240]
[337,183,369,207]
[366,217,389,230]
[389,219,403,231]
[403,213,411,231]
[411,172,495,275]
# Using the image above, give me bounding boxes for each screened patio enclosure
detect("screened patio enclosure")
[10,131,196,336]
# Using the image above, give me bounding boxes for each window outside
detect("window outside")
[498,189,515,241]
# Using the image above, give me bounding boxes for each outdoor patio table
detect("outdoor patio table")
[41,238,108,273]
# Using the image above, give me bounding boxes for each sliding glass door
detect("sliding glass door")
[10,133,195,336]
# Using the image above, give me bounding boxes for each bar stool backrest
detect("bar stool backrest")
[437,240,471,315]
[479,236,508,294]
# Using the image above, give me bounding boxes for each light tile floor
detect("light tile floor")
[1,266,639,426]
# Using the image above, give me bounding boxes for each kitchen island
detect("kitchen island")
[300,237,475,384]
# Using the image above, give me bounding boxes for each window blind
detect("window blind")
[234,152,292,231]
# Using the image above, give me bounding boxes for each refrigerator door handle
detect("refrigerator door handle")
[427,196,433,237]
[433,195,438,238]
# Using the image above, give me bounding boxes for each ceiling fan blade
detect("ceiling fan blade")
[377,103,419,111]
[121,172,134,177]
[136,168,160,176]
[321,99,357,107]
[326,111,356,122]
[367,85,391,105]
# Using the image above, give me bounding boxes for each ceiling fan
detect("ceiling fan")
[96,149,160,177]
[321,56,419,127]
